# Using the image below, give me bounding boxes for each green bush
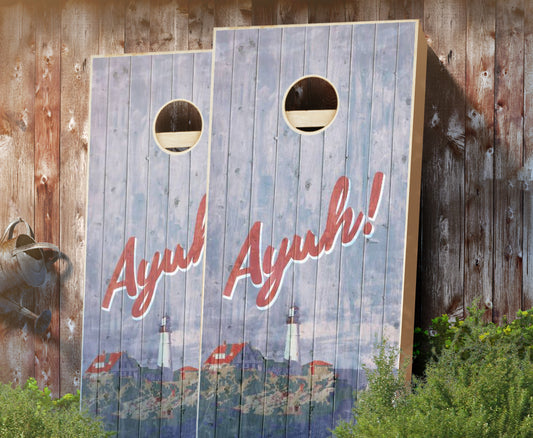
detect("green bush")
[334,305,533,438]
[0,378,110,437]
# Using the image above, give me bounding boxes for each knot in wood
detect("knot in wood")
[504,244,513,260]
[506,206,514,223]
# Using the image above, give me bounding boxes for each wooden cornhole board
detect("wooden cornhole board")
[81,51,211,437]
[199,21,426,436]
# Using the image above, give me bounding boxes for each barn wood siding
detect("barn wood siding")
[0,0,530,395]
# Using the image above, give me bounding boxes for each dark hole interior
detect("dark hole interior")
[155,100,202,133]
[284,77,338,112]
[16,235,42,260]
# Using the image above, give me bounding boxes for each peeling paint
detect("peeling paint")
[67,317,76,339]
[68,116,76,132]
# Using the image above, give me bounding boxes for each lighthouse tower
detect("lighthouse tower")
[284,306,300,364]
[157,314,172,372]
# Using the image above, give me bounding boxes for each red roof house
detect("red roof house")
[304,360,333,376]
[85,351,139,379]
[178,366,198,380]
[204,342,264,371]
[85,352,122,374]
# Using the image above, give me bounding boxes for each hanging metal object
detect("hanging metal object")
[0,218,60,333]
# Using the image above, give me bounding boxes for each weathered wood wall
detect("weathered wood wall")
[0,0,530,397]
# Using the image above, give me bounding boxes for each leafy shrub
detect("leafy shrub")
[334,305,533,438]
[0,378,110,437]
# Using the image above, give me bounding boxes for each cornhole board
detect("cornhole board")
[81,50,211,437]
[199,20,426,437]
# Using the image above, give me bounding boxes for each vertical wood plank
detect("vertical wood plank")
[150,0,188,52]
[378,0,396,20]
[386,21,419,368]
[309,24,352,436]
[81,56,109,418]
[345,0,379,22]
[276,0,308,24]
[125,0,151,53]
[420,0,466,327]
[524,0,533,310]
[358,20,398,389]
[34,0,61,396]
[494,0,524,322]
[197,29,234,437]
[252,0,275,25]
[188,0,214,49]
[261,25,306,438]
[0,0,35,388]
[391,0,424,20]
[214,0,252,27]
[334,21,375,422]
[308,0,346,23]
[117,53,151,437]
[216,28,258,438]
[60,0,99,396]
[98,0,126,55]
[178,51,211,437]
[165,55,194,438]
[290,25,329,437]
[265,26,305,438]
[137,53,172,438]
[465,0,495,317]
[238,26,282,437]
[97,56,131,430]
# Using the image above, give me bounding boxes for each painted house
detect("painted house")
[204,342,264,371]
[176,366,198,381]
[303,361,333,377]
[85,351,139,380]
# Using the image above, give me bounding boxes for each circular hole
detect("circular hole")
[153,99,203,154]
[283,75,339,134]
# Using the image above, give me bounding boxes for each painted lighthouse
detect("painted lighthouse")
[158,314,173,381]
[284,305,301,373]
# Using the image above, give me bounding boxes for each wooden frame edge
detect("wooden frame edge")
[399,21,427,379]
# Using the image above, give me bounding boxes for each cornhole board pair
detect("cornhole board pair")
[81,20,427,438]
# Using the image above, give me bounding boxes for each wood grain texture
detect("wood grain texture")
[379,0,423,21]
[98,0,126,54]
[59,0,99,395]
[308,0,345,23]
[34,0,61,396]
[465,0,495,318]
[420,0,466,327]
[214,0,252,27]
[345,0,378,22]
[0,0,36,388]
[494,0,524,323]
[276,0,308,24]
[188,0,214,49]
[125,0,151,53]
[389,0,424,21]
[524,0,533,310]
[150,0,188,51]
[252,0,275,25]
